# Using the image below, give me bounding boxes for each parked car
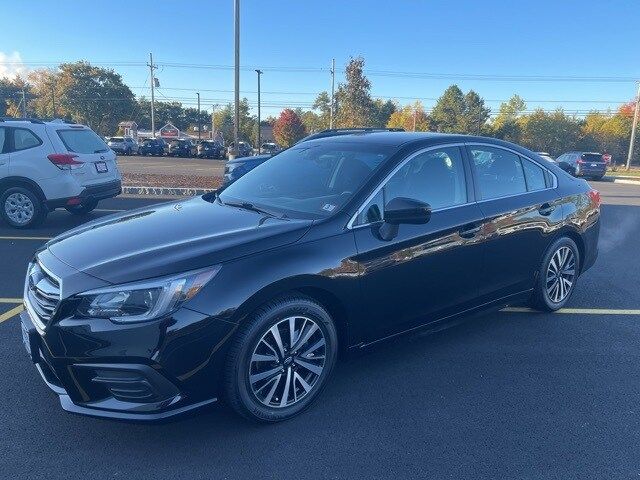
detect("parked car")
[107,136,138,155]
[222,128,405,187]
[0,117,122,228]
[19,131,600,422]
[139,138,166,156]
[555,151,607,180]
[197,140,224,159]
[227,141,252,158]
[536,152,556,163]
[167,139,196,157]
[260,142,280,155]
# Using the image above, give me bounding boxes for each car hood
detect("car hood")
[46,196,313,284]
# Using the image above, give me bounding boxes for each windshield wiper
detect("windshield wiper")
[222,200,287,219]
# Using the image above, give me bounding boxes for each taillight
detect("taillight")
[47,153,83,170]
[588,189,601,207]
[576,158,585,164]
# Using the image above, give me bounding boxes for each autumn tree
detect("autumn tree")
[336,57,376,128]
[491,94,527,143]
[273,108,307,147]
[387,101,432,131]
[519,109,582,155]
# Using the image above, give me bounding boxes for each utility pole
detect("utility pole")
[196,92,201,140]
[330,58,335,129]
[148,53,157,138]
[50,77,56,118]
[626,81,640,171]
[211,104,218,140]
[255,69,262,153]
[230,0,240,159]
[21,88,27,117]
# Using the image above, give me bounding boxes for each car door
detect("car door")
[351,145,485,341]
[466,144,563,302]
[0,127,8,179]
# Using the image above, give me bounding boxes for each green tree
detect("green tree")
[519,109,582,155]
[313,91,332,129]
[491,94,526,142]
[461,90,491,134]
[372,99,397,128]
[50,61,136,135]
[273,108,307,147]
[431,85,466,132]
[335,57,376,128]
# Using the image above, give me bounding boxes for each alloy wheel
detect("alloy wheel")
[546,246,576,303]
[249,316,326,408]
[5,193,34,225]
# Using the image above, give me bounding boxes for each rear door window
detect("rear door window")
[470,146,527,200]
[58,129,109,153]
[0,127,6,153]
[13,128,42,151]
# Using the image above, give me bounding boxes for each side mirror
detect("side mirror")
[377,197,431,241]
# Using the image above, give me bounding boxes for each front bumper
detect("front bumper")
[46,180,122,210]
[19,293,232,421]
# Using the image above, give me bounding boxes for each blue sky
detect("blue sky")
[2,0,640,118]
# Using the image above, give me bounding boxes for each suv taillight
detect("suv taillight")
[48,153,83,170]
[588,189,601,207]
[576,157,585,164]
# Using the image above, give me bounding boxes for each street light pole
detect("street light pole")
[255,69,262,153]
[211,104,219,140]
[231,0,240,160]
[626,81,640,171]
[330,58,335,129]
[196,92,201,140]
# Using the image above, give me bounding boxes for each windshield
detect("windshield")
[219,142,395,218]
[58,129,110,153]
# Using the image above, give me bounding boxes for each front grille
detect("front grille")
[25,260,61,330]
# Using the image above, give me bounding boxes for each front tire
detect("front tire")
[530,237,580,312]
[1,186,45,229]
[223,295,338,422]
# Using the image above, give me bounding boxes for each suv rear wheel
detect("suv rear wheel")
[1,186,45,229]
[224,295,338,422]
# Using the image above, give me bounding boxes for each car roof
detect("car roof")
[297,131,520,149]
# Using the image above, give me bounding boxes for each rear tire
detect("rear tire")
[65,199,98,215]
[223,295,338,422]
[1,186,45,229]
[530,237,580,312]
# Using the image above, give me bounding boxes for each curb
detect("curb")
[122,186,215,196]
[608,178,640,186]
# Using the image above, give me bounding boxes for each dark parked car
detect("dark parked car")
[139,138,166,156]
[197,140,224,159]
[167,139,195,157]
[223,128,406,187]
[226,141,252,158]
[20,132,600,423]
[260,142,280,155]
[555,151,607,180]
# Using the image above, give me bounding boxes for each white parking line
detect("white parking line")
[0,305,23,324]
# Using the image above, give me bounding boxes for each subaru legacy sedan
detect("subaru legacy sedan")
[20,132,600,422]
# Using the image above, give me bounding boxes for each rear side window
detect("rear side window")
[13,128,42,151]
[470,146,527,199]
[58,129,109,154]
[522,158,547,191]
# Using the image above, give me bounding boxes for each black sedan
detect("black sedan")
[20,132,600,423]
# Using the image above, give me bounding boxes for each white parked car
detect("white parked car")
[0,118,122,228]
[106,136,138,155]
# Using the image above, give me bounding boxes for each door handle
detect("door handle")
[459,223,482,239]
[538,203,556,216]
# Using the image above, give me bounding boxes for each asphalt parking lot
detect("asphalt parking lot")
[1,181,640,479]
[118,155,226,177]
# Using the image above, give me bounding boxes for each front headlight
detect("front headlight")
[76,266,220,323]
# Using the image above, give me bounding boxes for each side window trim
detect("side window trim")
[347,143,469,229]
[464,143,557,203]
